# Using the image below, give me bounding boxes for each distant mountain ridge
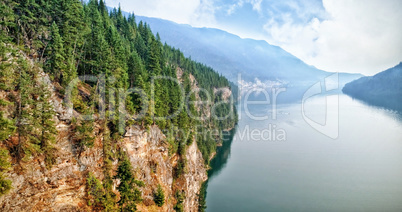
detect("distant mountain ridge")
[343,62,402,111]
[136,16,324,82]
[134,15,362,87]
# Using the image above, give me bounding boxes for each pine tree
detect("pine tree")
[33,82,57,168]
[115,157,144,211]
[15,62,39,162]
[13,0,39,45]
[147,38,162,75]
[0,0,16,42]
[0,99,13,195]
[173,191,185,212]
[154,184,165,207]
[0,112,14,140]
[86,172,105,208]
[71,113,95,156]
[0,107,16,141]
[0,147,12,196]
[57,0,86,87]
[47,22,66,84]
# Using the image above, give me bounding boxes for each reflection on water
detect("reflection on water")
[208,128,237,179]
[205,94,402,212]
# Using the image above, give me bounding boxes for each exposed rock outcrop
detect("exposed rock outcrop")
[0,70,208,211]
[122,125,207,212]
[0,46,212,211]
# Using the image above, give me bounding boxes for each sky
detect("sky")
[106,0,402,75]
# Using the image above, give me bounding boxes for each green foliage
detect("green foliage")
[15,60,40,162]
[174,191,185,212]
[71,114,95,156]
[86,172,105,207]
[0,0,16,41]
[46,22,66,84]
[0,1,238,208]
[174,158,186,179]
[0,148,12,196]
[33,82,57,168]
[0,111,16,141]
[198,182,207,212]
[154,184,165,207]
[115,157,144,211]
[86,171,118,211]
[2,0,238,162]
[0,174,12,196]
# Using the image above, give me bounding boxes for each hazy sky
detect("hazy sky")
[106,0,402,75]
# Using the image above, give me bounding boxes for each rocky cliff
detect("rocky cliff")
[0,66,208,211]
[123,125,207,212]
[0,112,207,212]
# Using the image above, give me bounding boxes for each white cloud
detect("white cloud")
[191,0,217,26]
[106,0,217,27]
[262,0,402,75]
[249,0,262,13]
[107,0,402,75]
[226,0,262,15]
[227,1,244,15]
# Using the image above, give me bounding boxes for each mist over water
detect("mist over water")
[206,94,402,211]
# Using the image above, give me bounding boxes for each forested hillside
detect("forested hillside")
[343,62,402,111]
[0,0,237,210]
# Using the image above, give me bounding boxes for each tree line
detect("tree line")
[0,0,237,210]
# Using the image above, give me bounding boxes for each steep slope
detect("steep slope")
[136,16,324,82]
[0,45,209,211]
[136,16,362,86]
[343,62,402,110]
[0,1,237,211]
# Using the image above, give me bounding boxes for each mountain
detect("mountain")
[343,62,402,111]
[136,16,362,87]
[0,1,237,211]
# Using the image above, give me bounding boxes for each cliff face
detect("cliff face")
[182,140,208,211]
[0,116,207,212]
[0,117,103,211]
[123,126,207,212]
[0,69,208,211]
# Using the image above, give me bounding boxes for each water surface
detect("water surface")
[206,94,402,211]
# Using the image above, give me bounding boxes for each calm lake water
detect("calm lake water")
[206,94,402,211]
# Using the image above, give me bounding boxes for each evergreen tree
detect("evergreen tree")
[0,97,13,196]
[115,157,144,211]
[47,22,66,84]
[15,61,39,162]
[0,0,16,41]
[154,184,165,207]
[33,82,57,168]
[0,148,12,196]
[147,38,162,75]
[56,0,86,87]
[0,1,238,207]
[0,100,16,141]
[71,113,95,156]
[12,0,39,45]
[173,191,185,212]
[86,172,105,208]
[0,112,15,141]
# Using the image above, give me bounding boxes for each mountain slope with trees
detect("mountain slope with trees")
[343,62,402,111]
[135,16,363,86]
[0,0,237,211]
